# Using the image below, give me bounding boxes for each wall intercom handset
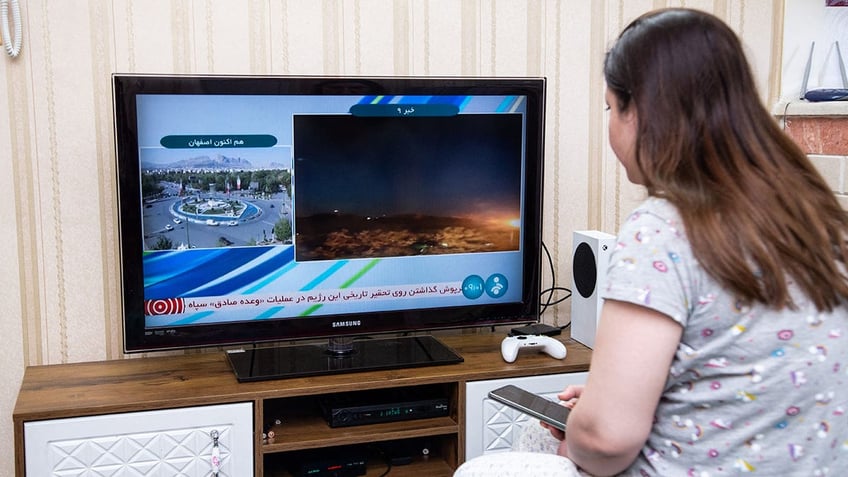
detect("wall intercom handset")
[1,0,21,58]
[488,384,570,432]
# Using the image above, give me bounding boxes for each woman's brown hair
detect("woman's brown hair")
[604,8,848,311]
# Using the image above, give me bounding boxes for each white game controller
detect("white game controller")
[501,335,568,363]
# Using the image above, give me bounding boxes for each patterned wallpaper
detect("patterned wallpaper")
[0,1,781,475]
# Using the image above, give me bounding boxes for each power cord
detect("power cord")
[540,240,571,315]
[369,444,392,477]
[488,240,572,335]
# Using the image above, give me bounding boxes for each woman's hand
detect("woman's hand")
[558,384,583,409]
[539,384,584,443]
[539,420,565,441]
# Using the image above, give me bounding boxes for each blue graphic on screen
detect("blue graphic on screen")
[137,93,528,327]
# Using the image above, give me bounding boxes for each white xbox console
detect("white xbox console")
[500,335,567,363]
[571,230,616,349]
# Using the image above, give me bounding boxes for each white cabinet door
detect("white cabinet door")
[24,402,253,477]
[465,372,588,460]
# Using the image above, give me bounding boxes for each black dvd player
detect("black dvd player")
[321,389,449,428]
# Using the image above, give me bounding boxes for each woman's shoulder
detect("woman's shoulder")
[623,197,684,228]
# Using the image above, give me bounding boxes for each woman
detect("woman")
[456,8,848,477]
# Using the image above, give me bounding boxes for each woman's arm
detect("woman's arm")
[563,299,683,476]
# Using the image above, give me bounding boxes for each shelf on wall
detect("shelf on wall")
[772,100,848,117]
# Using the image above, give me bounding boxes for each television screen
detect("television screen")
[114,75,545,379]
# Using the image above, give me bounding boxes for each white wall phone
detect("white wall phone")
[1,0,21,58]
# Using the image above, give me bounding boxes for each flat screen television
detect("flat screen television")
[113,74,546,381]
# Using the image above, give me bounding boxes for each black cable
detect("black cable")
[368,444,392,476]
[377,460,392,477]
[539,240,571,315]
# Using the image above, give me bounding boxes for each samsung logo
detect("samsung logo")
[332,320,362,328]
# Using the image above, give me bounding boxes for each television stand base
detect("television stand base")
[226,335,463,382]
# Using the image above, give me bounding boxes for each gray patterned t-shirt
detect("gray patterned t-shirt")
[602,197,848,476]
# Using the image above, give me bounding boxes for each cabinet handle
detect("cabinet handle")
[210,429,221,476]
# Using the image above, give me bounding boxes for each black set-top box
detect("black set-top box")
[320,388,450,428]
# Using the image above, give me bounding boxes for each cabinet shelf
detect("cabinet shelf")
[264,416,459,453]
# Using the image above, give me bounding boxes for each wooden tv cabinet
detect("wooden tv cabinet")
[14,332,591,476]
